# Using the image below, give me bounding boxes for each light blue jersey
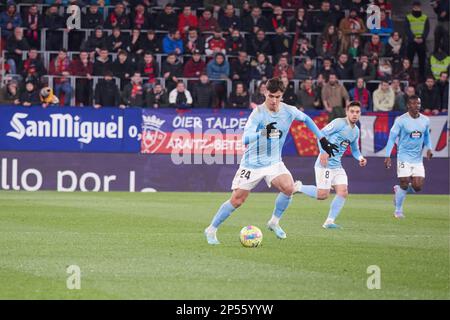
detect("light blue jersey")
[385,113,432,164]
[242,102,324,169]
[315,117,362,169]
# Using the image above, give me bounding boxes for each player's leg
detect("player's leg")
[205,189,250,245]
[411,176,424,192]
[267,172,295,239]
[296,167,331,200]
[323,184,348,229]
[393,177,410,218]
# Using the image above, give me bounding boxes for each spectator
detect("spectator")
[199,8,220,33]
[353,54,376,82]
[349,78,372,111]
[370,10,394,42]
[230,51,251,85]
[335,53,353,80]
[162,29,184,55]
[288,7,311,33]
[373,80,395,112]
[391,78,407,112]
[122,72,145,108]
[394,58,417,87]
[43,5,64,51]
[418,76,441,114]
[313,1,338,32]
[81,26,107,57]
[22,4,42,49]
[218,4,241,34]
[112,50,135,89]
[93,48,112,76]
[205,29,226,57]
[146,83,169,108]
[0,3,22,39]
[82,3,104,29]
[348,36,362,59]
[282,0,303,16]
[364,34,386,58]
[192,73,216,108]
[386,31,406,59]
[6,27,30,75]
[291,36,316,60]
[225,29,247,56]
[178,6,198,37]
[94,70,121,108]
[131,3,151,30]
[19,80,40,107]
[250,53,273,82]
[280,73,297,106]
[436,71,449,112]
[294,57,316,80]
[107,27,130,54]
[431,0,449,53]
[0,79,20,105]
[270,6,288,31]
[138,30,162,55]
[104,2,130,29]
[169,81,193,108]
[405,1,430,82]
[242,6,269,33]
[339,7,366,50]
[70,51,93,107]
[428,47,450,80]
[183,49,206,78]
[377,59,393,81]
[227,82,249,108]
[321,73,350,120]
[155,4,178,31]
[129,29,143,56]
[316,24,339,59]
[207,53,230,108]
[162,53,183,92]
[249,29,272,57]
[49,49,73,106]
[272,26,291,58]
[184,28,205,55]
[136,52,159,88]
[250,81,267,109]
[318,58,336,81]
[298,78,321,111]
[22,48,46,82]
[273,55,294,80]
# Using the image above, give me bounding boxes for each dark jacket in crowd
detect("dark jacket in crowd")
[419,85,442,111]
[122,82,145,107]
[193,82,216,108]
[94,79,121,107]
[227,91,249,108]
[146,89,169,108]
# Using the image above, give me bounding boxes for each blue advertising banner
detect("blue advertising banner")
[0,106,142,152]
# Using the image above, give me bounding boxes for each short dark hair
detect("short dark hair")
[346,101,362,109]
[266,77,286,93]
[407,95,420,104]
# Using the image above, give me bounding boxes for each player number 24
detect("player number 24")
[240,170,251,180]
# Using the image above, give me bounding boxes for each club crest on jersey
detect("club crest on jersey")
[340,140,350,148]
[410,130,422,139]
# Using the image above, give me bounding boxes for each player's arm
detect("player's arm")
[242,110,261,145]
[424,121,433,160]
[294,110,339,157]
[384,120,400,169]
[350,135,367,167]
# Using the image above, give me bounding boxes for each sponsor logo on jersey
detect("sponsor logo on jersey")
[340,140,350,148]
[410,130,422,139]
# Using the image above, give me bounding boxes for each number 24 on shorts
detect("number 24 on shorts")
[240,170,251,180]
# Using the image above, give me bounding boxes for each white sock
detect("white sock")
[324,218,334,225]
[205,226,217,234]
[268,215,280,226]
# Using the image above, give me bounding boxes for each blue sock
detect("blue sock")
[327,195,346,221]
[272,193,293,219]
[211,200,236,229]
[299,185,317,199]
[395,187,408,212]
[406,183,416,194]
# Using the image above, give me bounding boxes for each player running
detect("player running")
[295,101,367,229]
[384,95,433,219]
[204,78,338,245]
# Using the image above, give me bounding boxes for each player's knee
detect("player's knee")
[282,184,296,196]
[317,190,329,200]
[337,189,348,198]
[412,183,422,192]
[399,181,409,190]
[231,196,246,208]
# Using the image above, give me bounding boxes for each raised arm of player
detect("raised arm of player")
[384,120,400,168]
[294,109,339,157]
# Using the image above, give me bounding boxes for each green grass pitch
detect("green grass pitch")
[0,191,448,299]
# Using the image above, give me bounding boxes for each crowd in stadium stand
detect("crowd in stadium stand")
[0,0,448,119]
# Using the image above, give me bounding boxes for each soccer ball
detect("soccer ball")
[239,225,263,248]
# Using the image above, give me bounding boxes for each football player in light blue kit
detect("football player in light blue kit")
[204,78,338,245]
[384,95,433,218]
[295,101,367,228]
